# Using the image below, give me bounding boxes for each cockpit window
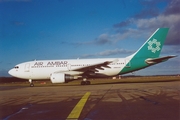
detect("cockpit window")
[14,66,19,69]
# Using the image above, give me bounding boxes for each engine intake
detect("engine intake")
[50,73,74,83]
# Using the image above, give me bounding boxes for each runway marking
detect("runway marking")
[67,92,91,119]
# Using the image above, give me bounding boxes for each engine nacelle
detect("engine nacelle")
[50,73,74,83]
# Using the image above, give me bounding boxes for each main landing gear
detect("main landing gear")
[81,78,91,85]
[81,81,91,85]
[29,79,34,87]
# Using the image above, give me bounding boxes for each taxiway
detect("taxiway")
[0,81,180,120]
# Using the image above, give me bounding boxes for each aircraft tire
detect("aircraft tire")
[81,81,91,85]
[30,83,34,87]
[86,81,91,85]
[81,81,86,85]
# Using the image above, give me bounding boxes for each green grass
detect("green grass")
[0,76,180,87]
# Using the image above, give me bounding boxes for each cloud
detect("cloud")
[98,48,134,56]
[94,33,113,45]
[63,28,144,47]
[161,46,180,54]
[81,48,134,58]
[164,0,180,15]
[113,0,180,45]
[114,0,166,28]
[140,0,168,6]
[160,57,180,70]
[133,8,159,19]
[112,28,144,42]
[135,14,180,45]
[135,14,180,29]
[62,0,179,52]
[61,33,113,46]
[176,49,180,54]
[113,19,132,28]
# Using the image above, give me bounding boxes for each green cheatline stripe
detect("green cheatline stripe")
[67,92,91,119]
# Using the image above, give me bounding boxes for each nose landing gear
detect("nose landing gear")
[29,79,34,87]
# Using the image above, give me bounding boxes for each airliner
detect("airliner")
[8,28,176,86]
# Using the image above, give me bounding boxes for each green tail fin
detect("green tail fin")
[133,28,169,58]
[120,28,169,75]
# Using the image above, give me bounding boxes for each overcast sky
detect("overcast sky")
[0,0,180,76]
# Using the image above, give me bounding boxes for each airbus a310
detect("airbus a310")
[8,28,176,86]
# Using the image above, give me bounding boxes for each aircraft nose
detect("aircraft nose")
[8,69,15,76]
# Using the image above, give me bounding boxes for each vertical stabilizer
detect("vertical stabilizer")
[132,28,169,58]
[120,28,169,74]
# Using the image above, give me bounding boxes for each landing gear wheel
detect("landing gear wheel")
[29,79,34,87]
[81,81,86,85]
[81,81,91,85]
[30,83,34,87]
[86,81,91,85]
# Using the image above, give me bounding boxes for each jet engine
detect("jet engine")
[50,73,74,83]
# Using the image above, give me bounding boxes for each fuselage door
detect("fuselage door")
[67,64,71,71]
[24,63,30,72]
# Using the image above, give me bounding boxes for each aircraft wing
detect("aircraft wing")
[71,59,118,72]
[145,55,177,64]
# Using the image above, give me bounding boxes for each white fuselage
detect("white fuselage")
[9,58,129,80]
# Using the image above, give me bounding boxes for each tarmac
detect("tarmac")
[0,81,180,120]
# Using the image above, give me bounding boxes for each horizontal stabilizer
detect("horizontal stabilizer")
[145,55,177,64]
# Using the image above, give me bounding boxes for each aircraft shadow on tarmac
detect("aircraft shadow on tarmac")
[1,78,179,87]
[90,79,180,86]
